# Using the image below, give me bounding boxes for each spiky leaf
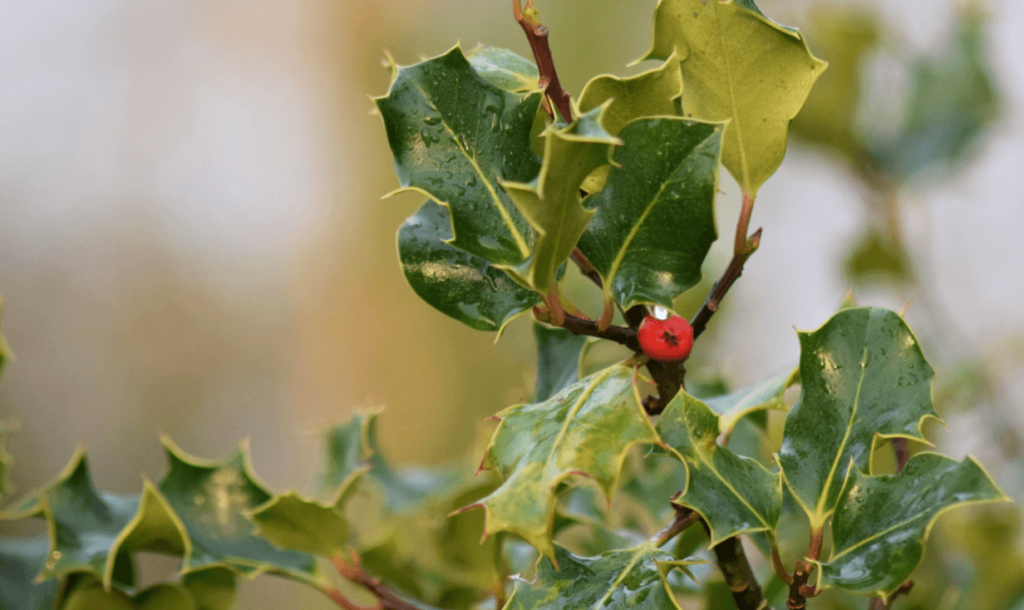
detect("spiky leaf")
[398,200,538,332]
[533,323,588,403]
[317,411,375,505]
[817,454,1008,596]
[658,392,781,544]
[578,56,684,137]
[778,307,937,530]
[468,364,660,560]
[704,368,798,437]
[376,46,542,265]
[248,492,351,557]
[642,0,826,194]
[577,118,722,311]
[466,45,539,93]
[183,568,236,610]
[61,578,194,610]
[0,536,59,610]
[507,543,700,610]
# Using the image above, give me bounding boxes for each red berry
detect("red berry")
[638,314,693,362]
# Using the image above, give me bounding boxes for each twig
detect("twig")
[786,527,823,609]
[571,248,604,289]
[652,506,699,546]
[712,534,767,610]
[332,553,424,610]
[545,310,640,350]
[513,0,573,123]
[321,587,381,610]
[868,581,914,610]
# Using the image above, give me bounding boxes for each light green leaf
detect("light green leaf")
[466,45,539,93]
[183,568,236,610]
[578,56,683,137]
[157,438,324,584]
[62,578,195,610]
[577,117,723,311]
[466,364,660,560]
[247,492,351,557]
[657,392,781,544]
[0,536,59,610]
[843,227,911,283]
[704,368,798,437]
[502,107,619,295]
[375,45,542,265]
[506,543,701,610]
[398,200,538,332]
[317,411,375,506]
[37,450,187,588]
[777,307,938,530]
[641,0,826,195]
[533,323,588,403]
[817,453,1008,597]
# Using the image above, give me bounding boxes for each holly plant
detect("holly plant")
[0,2,1011,610]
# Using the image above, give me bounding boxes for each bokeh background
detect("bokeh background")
[2,0,1023,608]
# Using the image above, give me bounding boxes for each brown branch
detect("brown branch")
[787,527,824,609]
[571,248,603,289]
[555,311,639,350]
[652,506,699,547]
[712,535,767,610]
[513,0,573,123]
[332,554,424,610]
[868,581,914,610]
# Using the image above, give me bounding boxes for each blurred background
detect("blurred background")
[1,0,1022,608]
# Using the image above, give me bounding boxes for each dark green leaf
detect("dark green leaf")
[466,364,660,560]
[658,392,781,544]
[465,45,538,93]
[578,57,683,136]
[533,324,587,403]
[817,453,1008,596]
[375,46,542,265]
[704,368,798,437]
[578,117,722,311]
[0,536,59,610]
[398,200,538,332]
[183,568,236,610]
[778,307,937,531]
[507,543,700,610]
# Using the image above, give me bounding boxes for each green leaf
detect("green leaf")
[777,307,938,530]
[704,368,798,437]
[0,420,14,504]
[398,200,539,332]
[641,0,826,195]
[157,438,324,584]
[317,412,375,506]
[816,453,1008,596]
[657,392,781,544]
[466,364,660,560]
[247,492,351,557]
[465,45,539,93]
[62,578,195,610]
[0,536,59,610]
[577,117,723,311]
[506,543,701,610]
[375,45,542,266]
[502,107,619,295]
[37,450,187,588]
[533,323,588,403]
[183,568,236,610]
[843,227,911,283]
[578,56,684,136]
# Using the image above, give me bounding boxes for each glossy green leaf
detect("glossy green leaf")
[533,323,587,403]
[398,200,539,332]
[502,107,619,294]
[641,0,826,195]
[62,578,195,610]
[817,453,1008,596]
[0,536,59,610]
[777,307,938,530]
[577,117,722,311]
[317,411,374,506]
[704,368,798,437]
[183,568,236,610]
[467,364,660,560]
[157,438,324,584]
[247,492,351,557]
[376,45,542,265]
[507,543,700,610]
[658,392,781,544]
[578,56,683,136]
[466,45,539,93]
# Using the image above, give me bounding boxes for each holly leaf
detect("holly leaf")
[466,45,539,93]
[183,568,236,610]
[0,536,59,610]
[61,578,194,610]
[816,453,1008,596]
[398,200,539,332]
[577,117,723,311]
[641,0,826,195]
[317,411,375,505]
[247,492,351,557]
[506,543,701,610]
[704,368,798,437]
[375,45,542,266]
[36,450,186,588]
[465,364,660,560]
[533,323,588,403]
[157,437,325,584]
[777,307,938,530]
[657,392,781,544]
[578,55,683,136]
[502,107,619,295]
